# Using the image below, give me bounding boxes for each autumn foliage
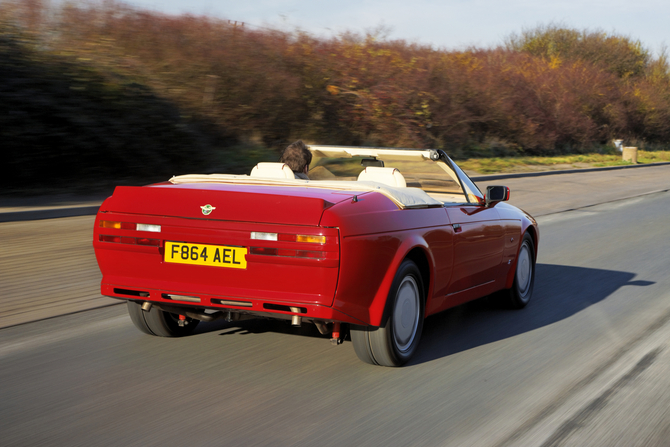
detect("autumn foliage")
[2,1,670,186]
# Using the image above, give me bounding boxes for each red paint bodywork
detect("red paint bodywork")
[93,180,538,328]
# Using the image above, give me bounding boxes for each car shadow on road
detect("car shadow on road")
[410,263,654,366]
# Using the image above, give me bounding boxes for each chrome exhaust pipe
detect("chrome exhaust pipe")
[290,307,302,326]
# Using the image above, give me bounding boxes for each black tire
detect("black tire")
[127,300,154,335]
[351,259,425,367]
[502,232,536,309]
[127,300,199,337]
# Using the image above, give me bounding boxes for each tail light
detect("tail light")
[98,220,161,246]
[249,231,335,260]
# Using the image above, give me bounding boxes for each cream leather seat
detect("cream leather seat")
[357,166,406,187]
[250,163,295,179]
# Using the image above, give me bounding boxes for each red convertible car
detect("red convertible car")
[93,146,538,366]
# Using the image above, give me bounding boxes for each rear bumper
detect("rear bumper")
[102,282,367,325]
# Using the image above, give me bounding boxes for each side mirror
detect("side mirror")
[485,185,510,206]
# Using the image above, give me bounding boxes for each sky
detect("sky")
[117,0,668,56]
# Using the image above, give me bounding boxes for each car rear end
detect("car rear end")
[93,183,364,330]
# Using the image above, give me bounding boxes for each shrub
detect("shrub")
[2,1,669,190]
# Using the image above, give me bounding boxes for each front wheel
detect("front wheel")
[127,300,199,337]
[501,232,536,309]
[351,259,424,367]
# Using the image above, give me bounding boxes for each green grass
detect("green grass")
[458,151,670,174]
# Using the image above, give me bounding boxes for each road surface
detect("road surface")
[1,167,669,446]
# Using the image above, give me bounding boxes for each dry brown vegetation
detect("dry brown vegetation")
[2,1,669,188]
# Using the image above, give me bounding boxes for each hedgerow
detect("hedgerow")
[2,1,669,188]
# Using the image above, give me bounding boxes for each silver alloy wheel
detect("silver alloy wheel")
[393,276,421,352]
[350,259,425,366]
[516,241,532,296]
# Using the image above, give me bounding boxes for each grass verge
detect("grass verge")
[458,151,670,175]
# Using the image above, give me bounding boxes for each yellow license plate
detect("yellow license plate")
[165,242,247,269]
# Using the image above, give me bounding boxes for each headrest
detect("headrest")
[250,163,295,179]
[357,166,406,187]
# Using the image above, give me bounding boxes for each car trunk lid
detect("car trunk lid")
[100,183,349,225]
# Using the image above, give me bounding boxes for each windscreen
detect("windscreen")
[309,154,476,204]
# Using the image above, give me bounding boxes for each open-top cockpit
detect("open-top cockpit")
[308,145,484,205]
[169,146,485,208]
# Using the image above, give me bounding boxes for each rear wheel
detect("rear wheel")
[351,259,424,367]
[127,301,199,337]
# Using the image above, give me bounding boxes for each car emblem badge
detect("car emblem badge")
[200,204,216,216]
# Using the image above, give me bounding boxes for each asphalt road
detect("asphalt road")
[1,184,669,445]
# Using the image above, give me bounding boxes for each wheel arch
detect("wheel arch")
[367,236,434,327]
[524,223,539,258]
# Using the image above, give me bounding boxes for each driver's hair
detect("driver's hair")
[280,140,312,173]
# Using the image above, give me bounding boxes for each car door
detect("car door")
[444,204,505,304]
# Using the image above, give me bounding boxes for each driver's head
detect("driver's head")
[280,140,312,174]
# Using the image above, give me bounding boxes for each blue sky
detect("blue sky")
[119,0,667,55]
